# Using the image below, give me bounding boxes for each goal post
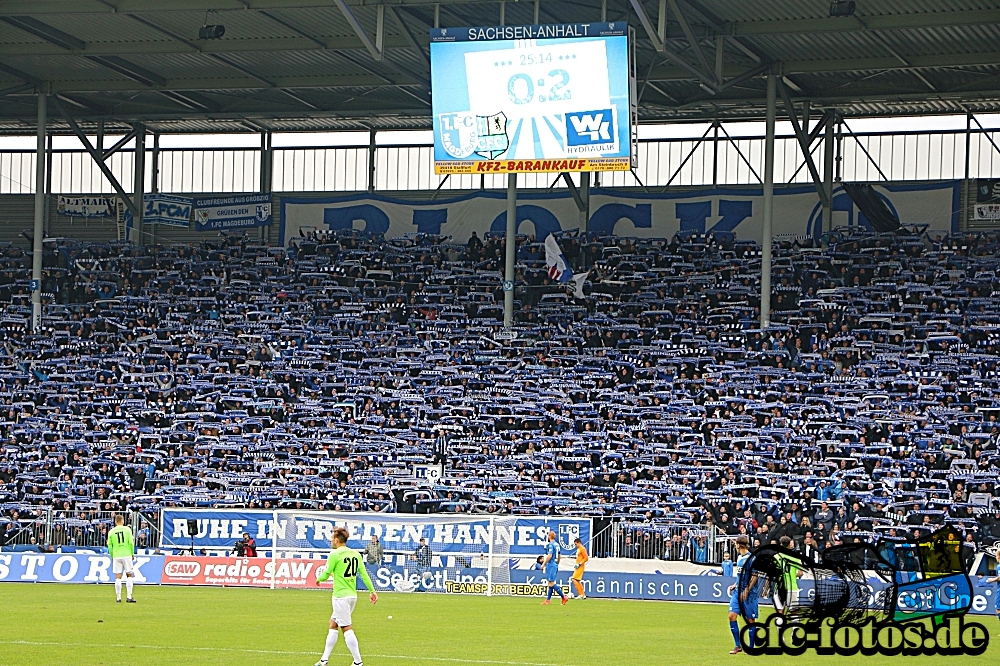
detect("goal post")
[266,511,533,595]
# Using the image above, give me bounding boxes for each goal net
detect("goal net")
[269,511,519,595]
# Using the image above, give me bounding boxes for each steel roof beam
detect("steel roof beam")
[0,35,423,56]
[3,75,417,93]
[0,82,35,97]
[0,0,512,13]
[647,50,1000,81]
[334,0,383,62]
[101,128,138,159]
[4,51,993,93]
[730,9,1000,36]
[629,0,717,89]
[560,173,586,212]
[666,0,712,81]
[389,6,430,72]
[2,0,997,32]
[86,55,166,87]
[778,77,829,208]
[51,94,140,217]
[0,16,85,50]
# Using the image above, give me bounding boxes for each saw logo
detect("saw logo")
[567,109,614,146]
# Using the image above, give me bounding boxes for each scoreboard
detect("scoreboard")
[430,23,636,175]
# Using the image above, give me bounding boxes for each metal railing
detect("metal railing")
[1,126,999,195]
[0,509,161,551]
[605,521,733,563]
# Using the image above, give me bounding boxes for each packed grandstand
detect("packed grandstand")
[0,226,998,563]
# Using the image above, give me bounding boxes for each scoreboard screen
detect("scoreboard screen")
[430,23,635,175]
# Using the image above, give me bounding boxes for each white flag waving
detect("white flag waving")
[544,234,588,299]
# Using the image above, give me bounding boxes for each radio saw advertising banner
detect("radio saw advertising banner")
[160,509,590,557]
[280,181,960,245]
[430,23,634,174]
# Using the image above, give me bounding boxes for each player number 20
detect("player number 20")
[345,558,359,577]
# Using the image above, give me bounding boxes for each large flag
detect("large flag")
[544,234,588,299]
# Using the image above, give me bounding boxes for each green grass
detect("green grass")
[0,584,997,665]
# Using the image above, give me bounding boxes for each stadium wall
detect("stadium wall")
[0,180,993,248]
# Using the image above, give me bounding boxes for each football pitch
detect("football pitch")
[0,584,997,666]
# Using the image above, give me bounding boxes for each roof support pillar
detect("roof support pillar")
[261,131,273,244]
[132,123,145,246]
[823,112,835,235]
[150,131,160,246]
[31,87,46,333]
[150,132,160,195]
[761,72,775,331]
[367,129,377,192]
[503,173,517,329]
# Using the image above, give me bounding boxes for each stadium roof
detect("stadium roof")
[0,0,999,133]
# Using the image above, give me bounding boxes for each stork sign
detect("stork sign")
[430,23,636,174]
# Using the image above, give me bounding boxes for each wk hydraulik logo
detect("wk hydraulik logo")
[741,615,989,657]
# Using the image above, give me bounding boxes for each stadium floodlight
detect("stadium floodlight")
[199,24,226,40]
[829,1,856,17]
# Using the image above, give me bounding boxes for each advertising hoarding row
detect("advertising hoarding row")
[2,552,995,616]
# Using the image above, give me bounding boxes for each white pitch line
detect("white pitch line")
[0,640,564,666]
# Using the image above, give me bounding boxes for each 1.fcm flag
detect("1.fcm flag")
[544,234,588,299]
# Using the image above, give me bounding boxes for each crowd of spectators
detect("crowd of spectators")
[0,225,999,561]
